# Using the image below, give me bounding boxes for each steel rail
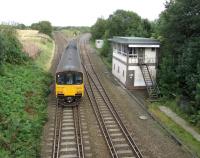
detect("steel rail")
[86,70,143,158]
[52,100,63,158]
[73,103,85,158]
[81,40,143,158]
[84,69,119,158]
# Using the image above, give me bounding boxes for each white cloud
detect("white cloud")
[0,0,167,26]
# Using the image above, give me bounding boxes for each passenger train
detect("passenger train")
[55,40,84,104]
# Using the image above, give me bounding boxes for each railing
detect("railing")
[113,50,156,64]
[129,57,156,64]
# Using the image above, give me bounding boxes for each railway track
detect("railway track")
[45,33,92,158]
[80,40,144,158]
[51,101,85,158]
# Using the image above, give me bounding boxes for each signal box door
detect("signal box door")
[126,70,135,88]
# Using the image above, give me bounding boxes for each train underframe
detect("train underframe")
[57,94,82,106]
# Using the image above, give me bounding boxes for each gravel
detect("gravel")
[83,34,192,158]
[41,33,192,158]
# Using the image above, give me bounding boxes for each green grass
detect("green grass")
[34,38,54,71]
[0,37,53,157]
[149,103,200,157]
[61,29,80,38]
[157,99,200,133]
[61,27,90,37]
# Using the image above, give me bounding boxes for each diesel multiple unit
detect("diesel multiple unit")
[55,40,84,104]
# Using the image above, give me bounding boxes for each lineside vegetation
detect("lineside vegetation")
[91,0,200,128]
[91,1,200,154]
[0,25,53,157]
[91,9,153,63]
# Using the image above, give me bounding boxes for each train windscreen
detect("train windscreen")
[56,72,83,85]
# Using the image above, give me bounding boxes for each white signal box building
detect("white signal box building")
[109,36,160,92]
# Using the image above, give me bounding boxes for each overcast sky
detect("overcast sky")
[0,0,167,26]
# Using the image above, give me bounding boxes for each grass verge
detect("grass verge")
[149,102,200,157]
[90,41,112,71]
[0,31,54,157]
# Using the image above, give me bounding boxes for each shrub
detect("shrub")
[31,21,52,37]
[0,26,28,65]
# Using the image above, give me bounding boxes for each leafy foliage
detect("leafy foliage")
[0,28,53,157]
[91,18,107,40]
[100,39,111,58]
[106,10,144,37]
[31,21,53,37]
[157,0,200,124]
[91,9,154,60]
[0,26,28,66]
[0,63,52,157]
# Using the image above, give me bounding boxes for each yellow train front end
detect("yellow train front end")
[55,71,84,104]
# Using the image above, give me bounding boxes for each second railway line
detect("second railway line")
[40,31,195,158]
[79,38,144,158]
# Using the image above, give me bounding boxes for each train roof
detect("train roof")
[56,40,82,74]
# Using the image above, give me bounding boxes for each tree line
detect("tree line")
[91,0,200,126]
[3,21,53,37]
[31,21,53,37]
[157,0,200,125]
[91,10,154,62]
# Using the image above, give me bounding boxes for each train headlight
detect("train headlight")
[77,90,82,94]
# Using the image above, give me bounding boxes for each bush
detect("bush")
[0,33,6,65]
[0,26,28,65]
[0,64,52,157]
[31,21,52,37]
[100,39,111,57]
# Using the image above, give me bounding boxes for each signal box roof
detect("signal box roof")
[109,36,160,45]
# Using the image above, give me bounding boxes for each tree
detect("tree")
[38,21,52,37]
[16,23,26,30]
[31,23,40,30]
[157,0,200,117]
[91,18,107,40]
[106,10,143,37]
[141,19,153,37]
[91,9,154,61]
[31,21,52,37]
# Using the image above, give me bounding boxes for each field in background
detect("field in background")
[61,27,90,38]
[0,30,54,157]
[17,29,55,71]
[61,29,79,38]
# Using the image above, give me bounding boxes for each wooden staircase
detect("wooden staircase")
[139,63,160,99]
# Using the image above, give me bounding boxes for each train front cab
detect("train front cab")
[55,71,84,103]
